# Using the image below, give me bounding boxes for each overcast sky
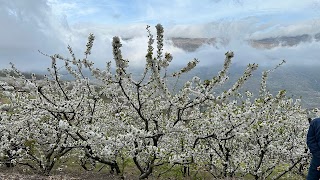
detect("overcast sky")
[0,0,320,71]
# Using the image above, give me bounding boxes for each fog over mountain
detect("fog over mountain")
[250,33,320,49]
[141,32,320,52]
[1,0,320,70]
[1,0,320,108]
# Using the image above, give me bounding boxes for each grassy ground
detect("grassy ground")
[0,163,307,180]
[0,166,121,180]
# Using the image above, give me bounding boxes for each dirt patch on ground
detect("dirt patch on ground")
[0,172,122,180]
[0,168,123,180]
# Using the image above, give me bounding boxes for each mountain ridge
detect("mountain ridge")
[123,32,320,52]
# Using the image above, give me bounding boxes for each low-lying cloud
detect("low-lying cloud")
[0,0,320,72]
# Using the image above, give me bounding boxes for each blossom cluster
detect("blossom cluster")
[0,24,310,179]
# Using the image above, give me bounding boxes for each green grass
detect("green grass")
[0,157,308,180]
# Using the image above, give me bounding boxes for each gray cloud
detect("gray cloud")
[0,0,69,71]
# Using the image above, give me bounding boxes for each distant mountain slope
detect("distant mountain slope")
[250,34,313,49]
[1,65,319,109]
[163,33,320,51]
[266,66,320,109]
[170,37,216,52]
[150,65,320,109]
